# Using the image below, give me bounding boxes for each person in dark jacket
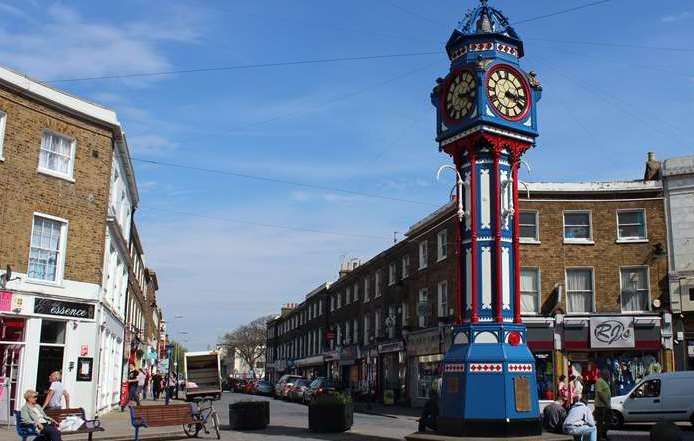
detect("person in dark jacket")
[542,400,567,434]
[418,389,439,432]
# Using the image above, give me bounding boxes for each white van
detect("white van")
[610,371,694,428]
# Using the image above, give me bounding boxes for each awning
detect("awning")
[295,355,325,368]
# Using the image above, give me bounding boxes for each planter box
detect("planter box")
[308,402,353,433]
[228,401,269,430]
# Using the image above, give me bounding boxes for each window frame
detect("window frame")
[616,208,648,243]
[520,266,541,315]
[437,230,448,261]
[619,265,651,313]
[375,269,382,297]
[564,267,596,314]
[418,288,429,328]
[388,262,397,286]
[519,209,540,244]
[27,212,69,286]
[363,276,370,302]
[563,210,593,244]
[0,109,6,160]
[401,255,410,279]
[437,280,448,318]
[419,240,428,270]
[37,129,77,182]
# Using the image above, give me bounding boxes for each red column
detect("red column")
[512,153,522,324]
[493,146,503,323]
[469,146,479,324]
[455,153,464,325]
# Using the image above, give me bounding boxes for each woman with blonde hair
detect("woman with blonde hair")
[20,389,61,441]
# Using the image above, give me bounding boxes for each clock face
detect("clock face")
[445,70,476,120]
[486,65,530,121]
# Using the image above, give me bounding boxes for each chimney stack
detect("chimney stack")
[644,151,662,181]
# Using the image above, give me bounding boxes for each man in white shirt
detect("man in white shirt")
[136,369,146,401]
[562,396,597,441]
[43,371,69,410]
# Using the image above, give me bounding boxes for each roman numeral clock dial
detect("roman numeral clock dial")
[486,65,530,121]
[445,70,476,120]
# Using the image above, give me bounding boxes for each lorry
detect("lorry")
[183,351,222,401]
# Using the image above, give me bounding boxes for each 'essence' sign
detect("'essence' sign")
[34,298,95,319]
[589,317,634,348]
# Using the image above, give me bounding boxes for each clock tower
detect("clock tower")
[431,1,543,436]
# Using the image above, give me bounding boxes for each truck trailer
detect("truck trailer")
[183,351,222,401]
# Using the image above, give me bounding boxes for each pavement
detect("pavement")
[0,392,692,441]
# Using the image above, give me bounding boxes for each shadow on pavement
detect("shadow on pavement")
[221,424,404,441]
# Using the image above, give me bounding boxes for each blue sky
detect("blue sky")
[2,1,692,350]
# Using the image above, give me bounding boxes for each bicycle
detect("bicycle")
[183,397,220,439]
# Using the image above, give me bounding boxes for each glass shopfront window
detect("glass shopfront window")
[416,354,442,400]
[0,318,26,423]
[534,352,554,400]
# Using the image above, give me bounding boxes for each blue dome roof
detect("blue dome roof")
[446,0,524,58]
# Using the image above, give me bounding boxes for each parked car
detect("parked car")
[288,379,312,402]
[303,377,340,404]
[223,377,239,391]
[274,374,303,399]
[255,380,274,396]
[244,380,258,394]
[609,371,694,428]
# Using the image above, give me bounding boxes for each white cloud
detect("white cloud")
[661,11,691,23]
[128,134,178,156]
[0,3,201,83]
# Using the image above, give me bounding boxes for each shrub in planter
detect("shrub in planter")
[228,400,269,430]
[308,392,353,433]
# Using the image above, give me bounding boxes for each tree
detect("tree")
[220,315,274,376]
[168,339,188,371]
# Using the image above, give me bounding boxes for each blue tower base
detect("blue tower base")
[438,323,542,437]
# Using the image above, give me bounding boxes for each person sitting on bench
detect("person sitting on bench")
[20,389,62,441]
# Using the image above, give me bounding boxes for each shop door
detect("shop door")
[622,379,662,422]
[36,320,66,403]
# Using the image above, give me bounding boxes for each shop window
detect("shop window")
[563,211,592,243]
[417,356,442,399]
[566,268,594,313]
[40,320,66,344]
[37,320,66,401]
[620,267,650,312]
[617,209,647,241]
[521,268,540,314]
[631,379,660,399]
[519,210,539,242]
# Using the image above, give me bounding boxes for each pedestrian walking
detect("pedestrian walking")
[127,364,140,406]
[21,389,62,441]
[152,372,162,400]
[167,372,177,401]
[562,396,597,441]
[137,369,146,401]
[594,369,612,441]
[43,371,69,410]
[142,369,149,400]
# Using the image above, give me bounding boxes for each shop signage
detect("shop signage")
[590,317,634,349]
[76,357,93,382]
[0,291,12,312]
[407,328,441,356]
[80,345,89,356]
[378,341,404,354]
[34,298,95,319]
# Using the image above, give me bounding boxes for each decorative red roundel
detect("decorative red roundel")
[508,331,522,346]
[485,64,531,122]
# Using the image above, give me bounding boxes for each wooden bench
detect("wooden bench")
[129,404,197,441]
[15,407,104,441]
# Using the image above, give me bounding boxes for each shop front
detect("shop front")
[406,327,443,407]
[339,345,358,390]
[356,348,378,401]
[0,291,100,421]
[324,350,340,382]
[561,315,667,399]
[524,317,557,401]
[377,340,406,405]
[295,355,325,380]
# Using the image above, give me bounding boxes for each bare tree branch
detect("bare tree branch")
[220,315,274,374]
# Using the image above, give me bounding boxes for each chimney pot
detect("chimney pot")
[648,151,656,161]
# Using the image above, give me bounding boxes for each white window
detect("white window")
[418,288,428,328]
[346,287,351,304]
[437,230,448,261]
[375,270,382,297]
[566,268,594,313]
[0,110,6,159]
[353,283,359,302]
[419,241,428,269]
[520,268,540,314]
[519,210,539,242]
[364,276,370,302]
[617,209,647,241]
[387,305,396,338]
[336,324,342,346]
[344,321,351,344]
[402,255,410,279]
[363,316,369,346]
[319,299,323,315]
[437,281,448,317]
[38,131,76,180]
[353,319,359,344]
[388,263,397,286]
[330,295,335,311]
[337,292,342,309]
[563,211,592,243]
[28,214,68,283]
[401,301,409,326]
[620,267,650,312]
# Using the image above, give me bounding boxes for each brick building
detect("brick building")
[266,156,682,407]
[0,64,158,418]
